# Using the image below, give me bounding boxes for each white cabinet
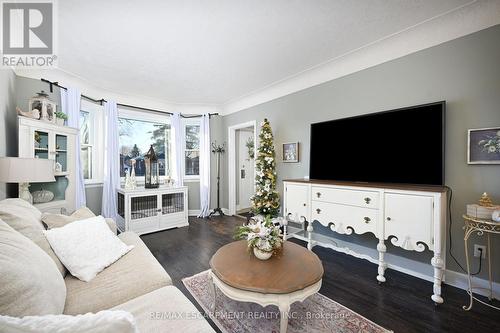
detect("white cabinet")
[18,116,77,213]
[116,186,188,235]
[284,180,447,304]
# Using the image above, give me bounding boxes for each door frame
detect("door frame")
[228,120,257,216]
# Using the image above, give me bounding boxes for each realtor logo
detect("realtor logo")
[1,0,57,67]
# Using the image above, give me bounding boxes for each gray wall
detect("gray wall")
[0,69,17,199]
[222,25,500,281]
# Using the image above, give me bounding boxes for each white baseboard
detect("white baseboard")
[292,234,499,299]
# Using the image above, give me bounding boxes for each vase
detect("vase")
[56,118,65,126]
[253,247,273,260]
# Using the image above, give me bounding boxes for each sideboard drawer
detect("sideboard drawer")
[311,186,379,208]
[311,201,378,235]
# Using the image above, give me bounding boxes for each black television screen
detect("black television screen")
[309,102,445,185]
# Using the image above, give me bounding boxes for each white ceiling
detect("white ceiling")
[50,0,495,112]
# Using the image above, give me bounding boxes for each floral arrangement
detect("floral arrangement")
[251,118,280,217]
[234,215,283,254]
[55,111,68,120]
[478,131,500,154]
[246,137,255,160]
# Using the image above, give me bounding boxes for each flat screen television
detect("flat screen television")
[309,101,445,185]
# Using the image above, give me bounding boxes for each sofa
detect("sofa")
[0,198,214,332]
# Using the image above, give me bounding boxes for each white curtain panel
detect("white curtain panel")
[170,112,184,186]
[102,101,120,219]
[60,87,86,209]
[198,114,211,218]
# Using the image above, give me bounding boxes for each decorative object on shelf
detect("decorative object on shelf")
[130,159,137,189]
[479,192,494,206]
[209,141,225,217]
[492,210,500,222]
[467,192,500,219]
[246,137,254,160]
[32,189,55,204]
[54,162,63,173]
[55,111,67,126]
[0,157,55,204]
[16,106,39,119]
[234,215,283,260]
[144,145,159,189]
[282,142,299,163]
[251,119,280,217]
[29,91,57,124]
[468,127,500,164]
[124,168,133,190]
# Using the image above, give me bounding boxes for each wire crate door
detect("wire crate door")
[129,194,160,233]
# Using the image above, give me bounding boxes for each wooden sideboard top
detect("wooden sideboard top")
[284,179,448,193]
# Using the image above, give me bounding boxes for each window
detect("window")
[184,123,200,177]
[118,111,171,181]
[79,111,93,179]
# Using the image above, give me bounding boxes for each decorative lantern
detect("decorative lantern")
[29,91,57,123]
[145,145,159,188]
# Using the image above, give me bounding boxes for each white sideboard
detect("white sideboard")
[283,179,447,304]
[116,186,188,235]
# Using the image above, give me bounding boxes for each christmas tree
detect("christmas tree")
[251,118,280,217]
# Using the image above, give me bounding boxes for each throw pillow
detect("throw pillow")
[42,207,117,234]
[0,219,66,317]
[43,216,134,282]
[0,199,67,276]
[0,310,138,333]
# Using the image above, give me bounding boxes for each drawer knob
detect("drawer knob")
[316,208,321,214]
[386,217,391,221]
[316,192,321,198]
[303,203,306,207]
[364,197,371,204]
[364,217,371,223]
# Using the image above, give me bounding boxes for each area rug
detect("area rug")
[182,270,392,333]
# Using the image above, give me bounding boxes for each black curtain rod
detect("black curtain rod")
[40,78,218,118]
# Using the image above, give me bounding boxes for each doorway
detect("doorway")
[228,120,257,216]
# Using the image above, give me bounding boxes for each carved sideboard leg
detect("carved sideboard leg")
[307,220,313,251]
[431,255,444,304]
[376,239,387,283]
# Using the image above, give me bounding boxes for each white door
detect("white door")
[384,193,434,251]
[284,183,310,222]
[236,129,254,211]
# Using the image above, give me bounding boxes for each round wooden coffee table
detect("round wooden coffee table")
[209,240,323,333]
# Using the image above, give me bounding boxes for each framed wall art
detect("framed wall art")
[468,127,500,164]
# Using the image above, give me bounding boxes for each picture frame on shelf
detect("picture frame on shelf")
[468,127,500,164]
[282,142,299,163]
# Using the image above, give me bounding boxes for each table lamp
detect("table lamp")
[0,157,56,204]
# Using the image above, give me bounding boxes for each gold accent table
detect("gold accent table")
[462,214,500,311]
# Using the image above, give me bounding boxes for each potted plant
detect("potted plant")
[55,111,67,126]
[234,215,283,260]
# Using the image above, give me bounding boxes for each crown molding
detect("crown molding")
[13,68,220,115]
[221,0,500,115]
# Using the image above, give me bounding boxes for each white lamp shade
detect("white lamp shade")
[0,157,56,183]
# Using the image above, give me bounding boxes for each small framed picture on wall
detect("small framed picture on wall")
[283,142,299,163]
[468,127,500,164]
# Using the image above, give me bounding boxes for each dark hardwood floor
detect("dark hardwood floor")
[141,216,500,333]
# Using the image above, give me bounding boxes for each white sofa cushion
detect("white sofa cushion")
[0,310,138,333]
[0,198,66,275]
[0,219,66,316]
[44,216,133,282]
[64,232,172,315]
[112,286,215,333]
[42,207,117,234]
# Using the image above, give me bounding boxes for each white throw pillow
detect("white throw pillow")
[43,216,134,282]
[0,310,138,333]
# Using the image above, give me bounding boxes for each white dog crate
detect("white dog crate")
[116,186,188,235]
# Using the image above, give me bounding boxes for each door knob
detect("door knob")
[303,203,306,207]
[386,217,391,221]
[316,208,321,214]
[364,217,371,223]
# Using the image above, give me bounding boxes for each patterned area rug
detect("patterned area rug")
[182,270,392,333]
